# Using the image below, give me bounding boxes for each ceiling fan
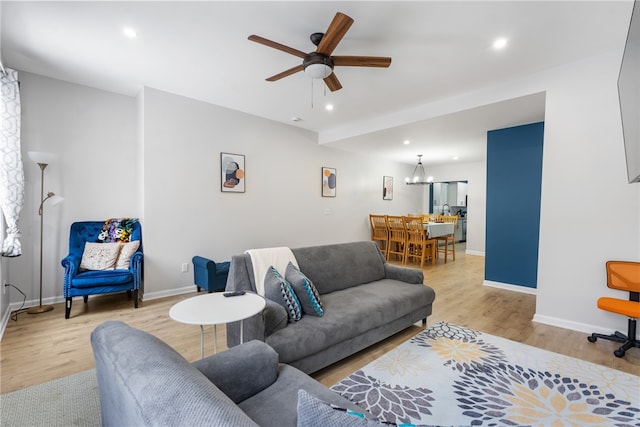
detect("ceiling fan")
[248,12,392,92]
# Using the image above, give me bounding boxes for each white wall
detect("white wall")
[441,49,639,334]
[1,76,420,318]
[4,72,139,309]
[140,87,421,297]
[361,48,639,336]
[533,52,640,335]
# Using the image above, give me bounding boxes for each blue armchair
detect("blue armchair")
[192,256,230,293]
[61,221,143,318]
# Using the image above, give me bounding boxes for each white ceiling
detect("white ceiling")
[0,1,633,166]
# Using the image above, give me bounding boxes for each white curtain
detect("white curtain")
[0,68,24,257]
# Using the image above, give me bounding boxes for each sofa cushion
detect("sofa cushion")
[264,299,290,336]
[71,269,133,288]
[264,266,302,322]
[297,390,385,427]
[285,262,323,317]
[266,279,433,365]
[292,242,386,294]
[193,340,279,403]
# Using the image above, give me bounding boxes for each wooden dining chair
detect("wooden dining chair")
[369,214,390,260]
[403,216,436,268]
[435,215,458,262]
[386,215,406,263]
[420,214,434,224]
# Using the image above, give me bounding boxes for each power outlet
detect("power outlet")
[181,263,189,273]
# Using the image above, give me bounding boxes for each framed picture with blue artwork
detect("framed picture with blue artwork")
[221,153,245,193]
[322,167,336,197]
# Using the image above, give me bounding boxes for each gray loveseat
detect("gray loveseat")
[226,241,436,374]
[91,320,368,426]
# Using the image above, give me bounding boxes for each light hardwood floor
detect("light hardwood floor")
[1,245,638,394]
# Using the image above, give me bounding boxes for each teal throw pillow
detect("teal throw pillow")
[285,262,324,317]
[264,266,302,322]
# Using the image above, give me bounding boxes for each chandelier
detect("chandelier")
[405,155,434,185]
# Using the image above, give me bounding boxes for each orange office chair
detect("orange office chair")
[587,261,640,358]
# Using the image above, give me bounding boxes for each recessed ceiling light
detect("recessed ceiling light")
[123,27,138,39]
[403,140,411,145]
[493,37,508,50]
[325,104,334,111]
[291,116,302,122]
[452,156,459,160]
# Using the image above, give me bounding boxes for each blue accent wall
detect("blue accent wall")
[485,122,544,288]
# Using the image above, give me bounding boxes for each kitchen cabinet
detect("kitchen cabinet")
[457,182,467,206]
[447,184,457,207]
[430,180,468,212]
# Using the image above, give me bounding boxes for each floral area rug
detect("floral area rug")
[331,322,640,426]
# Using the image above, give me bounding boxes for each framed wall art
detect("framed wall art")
[322,167,336,197]
[221,153,245,193]
[383,176,393,200]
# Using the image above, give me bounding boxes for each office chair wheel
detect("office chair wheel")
[587,335,597,343]
[614,348,626,358]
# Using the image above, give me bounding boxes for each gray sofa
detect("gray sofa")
[91,320,369,427]
[226,241,436,374]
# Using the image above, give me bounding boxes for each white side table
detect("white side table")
[169,292,266,358]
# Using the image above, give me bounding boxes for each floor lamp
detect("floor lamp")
[27,151,63,314]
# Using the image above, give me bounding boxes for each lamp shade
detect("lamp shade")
[304,63,333,79]
[48,194,64,207]
[28,151,57,165]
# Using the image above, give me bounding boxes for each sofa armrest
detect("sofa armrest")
[384,263,424,284]
[61,254,81,277]
[192,340,279,403]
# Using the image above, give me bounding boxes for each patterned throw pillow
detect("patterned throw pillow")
[80,243,122,271]
[97,218,138,243]
[115,240,140,270]
[285,262,324,317]
[264,266,302,322]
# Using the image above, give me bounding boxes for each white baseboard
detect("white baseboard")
[0,285,197,338]
[0,305,12,341]
[533,314,616,336]
[483,280,537,295]
[141,285,194,301]
[465,249,485,256]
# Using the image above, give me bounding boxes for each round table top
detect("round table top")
[169,292,266,326]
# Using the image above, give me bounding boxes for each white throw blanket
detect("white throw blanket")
[245,247,298,296]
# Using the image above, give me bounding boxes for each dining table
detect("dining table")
[424,221,455,239]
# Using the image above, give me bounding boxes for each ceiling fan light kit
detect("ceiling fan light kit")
[248,12,391,92]
[303,53,334,79]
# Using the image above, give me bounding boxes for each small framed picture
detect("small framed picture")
[322,167,336,197]
[383,176,393,200]
[221,153,245,193]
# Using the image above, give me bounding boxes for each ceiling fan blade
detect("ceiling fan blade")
[332,56,392,68]
[316,12,354,56]
[323,73,343,92]
[266,64,304,81]
[248,35,307,59]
